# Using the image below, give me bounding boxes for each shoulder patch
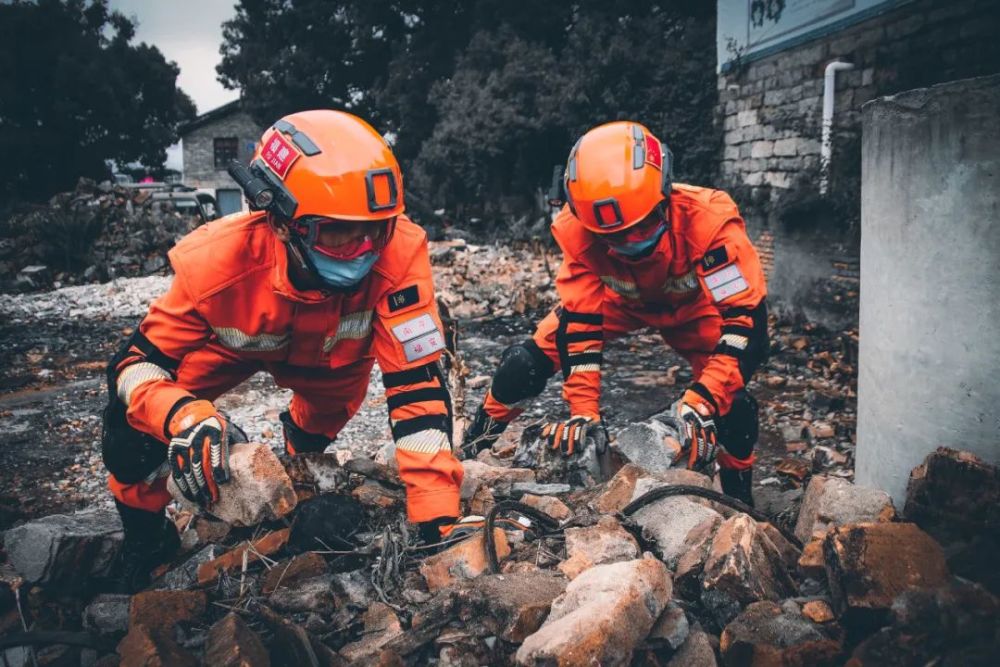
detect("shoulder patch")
[387,285,419,312]
[701,245,729,271]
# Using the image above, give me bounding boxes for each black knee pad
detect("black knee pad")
[491,340,555,405]
[101,402,169,484]
[716,390,759,460]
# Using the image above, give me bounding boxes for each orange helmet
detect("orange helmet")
[229,109,404,222]
[564,121,673,234]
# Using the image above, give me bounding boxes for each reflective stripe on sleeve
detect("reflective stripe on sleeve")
[117,362,172,405]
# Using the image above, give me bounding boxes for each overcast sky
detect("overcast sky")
[107,0,241,171]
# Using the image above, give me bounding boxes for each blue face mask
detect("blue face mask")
[304,246,379,288]
[610,222,667,257]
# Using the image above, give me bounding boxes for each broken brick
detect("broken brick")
[797,536,826,579]
[802,600,835,624]
[519,493,571,521]
[352,479,404,510]
[261,552,328,595]
[557,516,640,580]
[591,464,651,514]
[823,522,950,631]
[419,529,510,592]
[205,613,270,667]
[340,601,405,662]
[720,601,842,666]
[904,447,1000,539]
[196,528,290,586]
[129,590,205,637]
[117,625,197,667]
[469,484,495,516]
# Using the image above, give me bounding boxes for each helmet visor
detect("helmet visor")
[599,207,666,246]
[290,216,395,260]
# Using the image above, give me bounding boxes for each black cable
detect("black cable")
[619,484,803,549]
[483,501,562,573]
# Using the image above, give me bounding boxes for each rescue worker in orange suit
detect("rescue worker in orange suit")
[102,110,464,591]
[463,121,768,506]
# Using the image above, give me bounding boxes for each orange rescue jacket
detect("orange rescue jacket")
[551,183,768,416]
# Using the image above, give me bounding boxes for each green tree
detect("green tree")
[218,0,719,225]
[0,0,195,203]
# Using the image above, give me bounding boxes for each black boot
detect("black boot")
[461,406,509,458]
[719,467,755,508]
[111,499,180,593]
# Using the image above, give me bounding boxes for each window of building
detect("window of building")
[213,137,239,169]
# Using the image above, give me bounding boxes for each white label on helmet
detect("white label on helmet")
[391,313,436,343]
[402,329,445,362]
[704,264,748,302]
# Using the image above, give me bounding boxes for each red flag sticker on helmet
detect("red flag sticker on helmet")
[644,135,662,170]
[261,132,301,180]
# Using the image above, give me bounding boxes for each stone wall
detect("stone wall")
[717,0,1000,327]
[182,110,263,193]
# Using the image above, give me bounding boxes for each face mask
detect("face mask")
[609,222,667,257]
[304,245,379,288]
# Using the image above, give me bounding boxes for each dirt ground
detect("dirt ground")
[0,248,856,531]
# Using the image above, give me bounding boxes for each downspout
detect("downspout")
[821,60,855,195]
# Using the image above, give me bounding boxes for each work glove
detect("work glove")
[676,390,719,472]
[541,415,608,457]
[167,399,232,507]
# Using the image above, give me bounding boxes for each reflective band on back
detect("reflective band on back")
[395,428,451,454]
[324,310,374,352]
[213,327,291,352]
[117,362,171,405]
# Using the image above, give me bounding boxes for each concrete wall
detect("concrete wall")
[716,0,1000,327]
[182,110,263,193]
[856,74,1000,505]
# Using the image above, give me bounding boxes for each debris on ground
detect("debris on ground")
[0,443,994,665]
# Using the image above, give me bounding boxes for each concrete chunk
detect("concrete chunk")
[630,476,721,568]
[516,556,672,666]
[557,516,640,580]
[4,508,122,585]
[701,515,798,627]
[170,442,298,527]
[610,418,684,474]
[794,475,895,543]
[419,529,510,592]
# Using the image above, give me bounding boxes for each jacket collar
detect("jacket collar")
[270,234,336,304]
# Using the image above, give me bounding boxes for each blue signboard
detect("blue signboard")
[717,0,915,71]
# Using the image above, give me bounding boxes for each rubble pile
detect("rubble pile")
[1,441,996,666]
[429,239,559,320]
[0,178,202,292]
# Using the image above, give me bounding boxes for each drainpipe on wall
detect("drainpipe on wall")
[820,60,855,195]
